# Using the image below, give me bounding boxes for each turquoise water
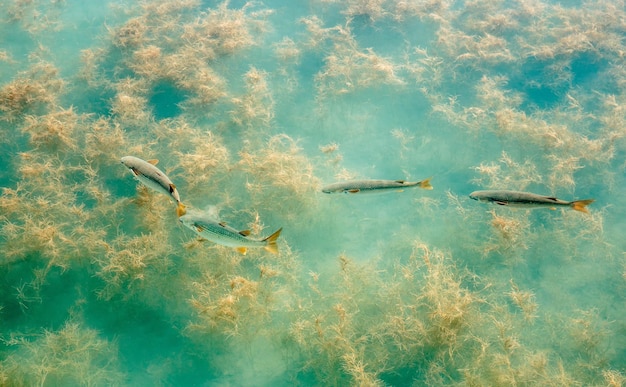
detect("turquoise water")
[0,0,625,385]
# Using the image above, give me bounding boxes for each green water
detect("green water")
[0,0,625,385]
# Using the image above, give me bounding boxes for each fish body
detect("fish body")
[121,155,186,216]
[469,190,594,213]
[322,178,432,194]
[179,211,282,255]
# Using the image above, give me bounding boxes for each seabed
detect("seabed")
[0,0,625,385]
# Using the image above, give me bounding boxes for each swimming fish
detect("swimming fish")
[321,178,433,194]
[121,155,186,217]
[469,190,594,213]
[179,210,282,255]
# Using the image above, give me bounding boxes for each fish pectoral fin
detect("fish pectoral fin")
[195,225,205,232]
[236,247,248,255]
[495,201,508,206]
[147,159,159,165]
[169,183,176,194]
[395,180,405,184]
[218,222,227,227]
[348,189,360,193]
[131,167,140,176]
[550,207,557,211]
[239,230,251,237]
[546,197,558,202]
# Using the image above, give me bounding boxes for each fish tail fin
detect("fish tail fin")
[571,199,594,213]
[176,202,187,217]
[419,177,433,190]
[263,227,283,255]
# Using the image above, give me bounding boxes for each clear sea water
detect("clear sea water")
[0,0,625,385]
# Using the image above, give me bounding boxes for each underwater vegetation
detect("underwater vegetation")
[0,321,123,385]
[0,0,625,385]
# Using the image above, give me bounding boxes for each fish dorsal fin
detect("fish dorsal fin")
[148,159,159,165]
[395,180,405,184]
[348,189,360,193]
[219,222,227,227]
[239,230,251,237]
[236,247,248,255]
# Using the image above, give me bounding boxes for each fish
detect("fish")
[321,178,433,194]
[469,190,594,213]
[179,210,282,255]
[120,155,186,217]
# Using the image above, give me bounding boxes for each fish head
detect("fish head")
[120,157,141,177]
[178,214,202,235]
[120,156,137,176]
[120,156,137,171]
[178,214,192,227]
[469,191,487,202]
[178,210,207,230]
[321,187,336,194]
[321,186,357,194]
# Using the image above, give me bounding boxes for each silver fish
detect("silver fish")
[121,155,186,217]
[469,190,594,213]
[322,178,432,194]
[179,210,282,255]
